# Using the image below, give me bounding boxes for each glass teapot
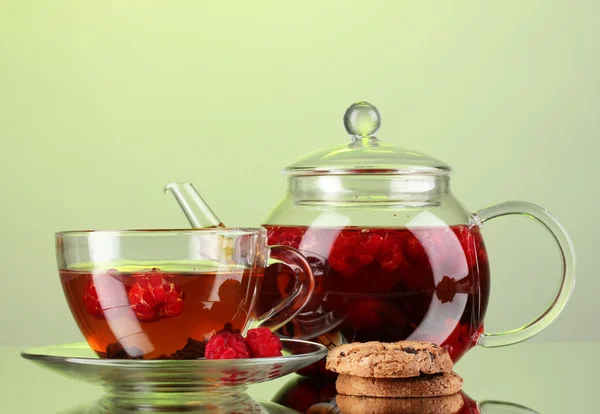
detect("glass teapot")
[258,102,575,362]
[168,102,575,362]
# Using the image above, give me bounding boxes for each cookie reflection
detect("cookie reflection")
[334,393,464,414]
[302,391,540,414]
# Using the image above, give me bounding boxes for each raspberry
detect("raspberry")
[267,227,304,248]
[128,270,184,321]
[83,281,104,318]
[205,329,250,359]
[83,272,131,319]
[329,233,365,276]
[403,232,427,265]
[359,233,382,265]
[435,276,457,303]
[244,327,283,358]
[267,226,320,253]
[329,230,408,275]
[375,233,405,272]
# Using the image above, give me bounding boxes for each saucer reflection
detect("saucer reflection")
[57,394,300,414]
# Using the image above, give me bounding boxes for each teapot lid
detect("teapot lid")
[284,102,451,176]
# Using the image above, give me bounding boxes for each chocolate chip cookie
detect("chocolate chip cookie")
[326,340,453,378]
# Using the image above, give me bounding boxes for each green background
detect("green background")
[0,1,595,347]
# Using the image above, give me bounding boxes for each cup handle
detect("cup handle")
[473,201,576,348]
[249,245,316,332]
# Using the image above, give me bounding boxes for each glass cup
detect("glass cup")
[56,228,315,359]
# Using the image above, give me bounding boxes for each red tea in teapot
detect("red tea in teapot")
[263,225,490,361]
[60,268,263,359]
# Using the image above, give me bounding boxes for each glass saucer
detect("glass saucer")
[22,339,326,411]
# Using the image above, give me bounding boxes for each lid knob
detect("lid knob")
[343,101,381,137]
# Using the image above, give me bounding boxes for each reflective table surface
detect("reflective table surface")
[1,342,597,413]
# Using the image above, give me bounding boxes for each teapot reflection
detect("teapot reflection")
[273,376,539,414]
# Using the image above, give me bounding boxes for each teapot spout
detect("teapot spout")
[164,182,224,229]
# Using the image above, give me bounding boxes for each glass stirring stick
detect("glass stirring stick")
[164,182,225,228]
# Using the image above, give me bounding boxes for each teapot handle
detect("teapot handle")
[472,201,576,348]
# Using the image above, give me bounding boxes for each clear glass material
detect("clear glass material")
[58,398,298,414]
[283,101,450,175]
[478,400,540,414]
[472,201,576,348]
[263,222,491,362]
[164,102,575,363]
[164,182,225,228]
[21,340,326,411]
[56,228,315,360]
[257,102,576,363]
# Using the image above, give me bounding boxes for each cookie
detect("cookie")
[326,341,453,378]
[335,393,464,414]
[335,372,463,398]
